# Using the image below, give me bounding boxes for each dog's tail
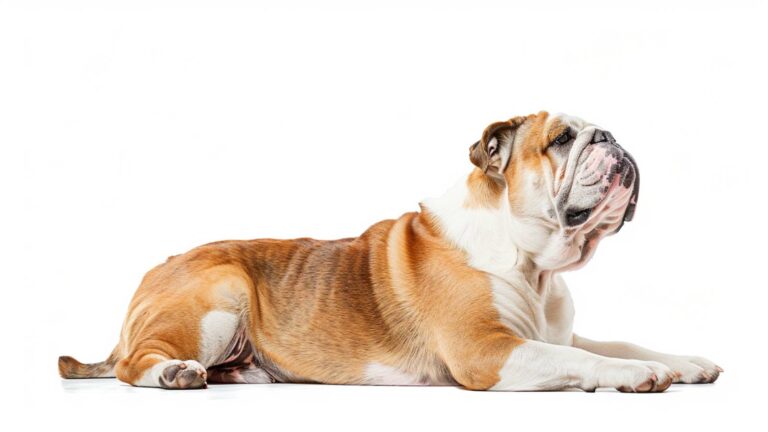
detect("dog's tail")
[58,345,120,379]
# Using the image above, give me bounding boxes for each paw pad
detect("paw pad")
[160,361,207,389]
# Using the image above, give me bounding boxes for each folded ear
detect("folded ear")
[468,116,526,185]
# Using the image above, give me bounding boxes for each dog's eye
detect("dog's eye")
[550,130,572,147]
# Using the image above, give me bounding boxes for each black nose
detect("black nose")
[592,130,615,144]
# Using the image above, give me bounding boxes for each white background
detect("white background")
[2,0,767,431]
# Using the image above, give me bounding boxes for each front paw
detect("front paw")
[664,355,722,384]
[595,360,677,393]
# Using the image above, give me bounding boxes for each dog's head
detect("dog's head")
[468,112,639,271]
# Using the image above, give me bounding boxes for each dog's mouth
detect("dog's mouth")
[566,156,636,220]
[563,144,639,233]
[565,207,592,227]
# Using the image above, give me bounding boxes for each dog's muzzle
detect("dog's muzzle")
[561,129,640,233]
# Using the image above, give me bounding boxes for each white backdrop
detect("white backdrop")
[2,1,766,431]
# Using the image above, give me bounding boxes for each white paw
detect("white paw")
[662,355,722,384]
[159,359,208,389]
[595,359,676,393]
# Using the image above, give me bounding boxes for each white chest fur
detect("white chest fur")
[422,176,575,345]
[489,273,574,344]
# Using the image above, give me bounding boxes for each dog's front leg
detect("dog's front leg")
[489,340,677,392]
[571,334,722,384]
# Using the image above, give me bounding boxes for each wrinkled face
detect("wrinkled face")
[469,112,639,270]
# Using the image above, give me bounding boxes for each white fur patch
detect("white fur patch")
[488,273,574,344]
[490,340,675,391]
[199,310,239,367]
[423,175,576,344]
[135,359,207,388]
[422,179,520,280]
[134,357,177,387]
[571,335,722,384]
[491,340,583,390]
[363,363,427,386]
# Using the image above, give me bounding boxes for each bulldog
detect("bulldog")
[59,111,721,391]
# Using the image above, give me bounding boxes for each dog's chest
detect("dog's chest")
[488,274,574,345]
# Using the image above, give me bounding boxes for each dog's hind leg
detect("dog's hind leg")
[113,308,215,390]
[113,263,255,390]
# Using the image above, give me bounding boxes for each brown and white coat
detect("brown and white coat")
[59,112,721,392]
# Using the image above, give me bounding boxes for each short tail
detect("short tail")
[58,346,120,379]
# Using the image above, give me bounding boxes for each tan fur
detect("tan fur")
[467,112,560,211]
[83,211,522,389]
[464,169,504,208]
[60,114,577,389]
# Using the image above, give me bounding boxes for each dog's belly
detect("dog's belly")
[202,318,450,386]
[362,363,455,386]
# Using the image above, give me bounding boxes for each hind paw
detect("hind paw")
[159,360,208,389]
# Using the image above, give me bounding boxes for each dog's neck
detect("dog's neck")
[421,170,546,289]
